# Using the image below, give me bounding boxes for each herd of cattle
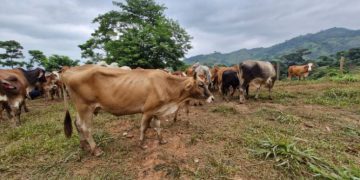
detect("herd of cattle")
[0,60,314,156]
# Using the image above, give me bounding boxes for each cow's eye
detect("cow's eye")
[199,83,204,87]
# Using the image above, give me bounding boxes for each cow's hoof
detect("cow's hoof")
[140,145,149,150]
[159,139,168,145]
[80,141,91,151]
[92,148,103,157]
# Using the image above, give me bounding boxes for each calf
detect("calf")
[42,73,62,100]
[0,68,46,126]
[62,65,214,156]
[238,60,276,104]
[288,63,314,80]
[221,70,239,101]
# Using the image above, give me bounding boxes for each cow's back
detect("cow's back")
[240,60,276,81]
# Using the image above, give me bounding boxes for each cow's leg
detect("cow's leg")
[246,85,250,97]
[268,86,273,100]
[185,100,190,116]
[154,116,167,145]
[3,103,12,120]
[10,107,21,127]
[76,105,102,156]
[173,108,180,122]
[139,113,152,149]
[74,113,90,151]
[21,100,29,113]
[0,104,3,120]
[254,84,261,100]
[239,86,246,104]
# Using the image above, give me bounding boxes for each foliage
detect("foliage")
[27,50,47,69]
[0,40,25,68]
[37,55,79,71]
[252,136,360,179]
[280,48,311,66]
[79,0,192,70]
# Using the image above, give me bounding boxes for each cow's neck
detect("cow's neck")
[166,76,194,104]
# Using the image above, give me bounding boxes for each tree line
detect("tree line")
[0,40,79,71]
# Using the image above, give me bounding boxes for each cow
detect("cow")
[238,60,276,104]
[0,68,46,126]
[221,70,239,101]
[42,73,62,100]
[215,65,239,93]
[61,65,214,156]
[288,63,314,80]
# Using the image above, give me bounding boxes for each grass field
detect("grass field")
[0,80,359,179]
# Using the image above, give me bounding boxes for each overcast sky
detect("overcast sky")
[1,0,360,61]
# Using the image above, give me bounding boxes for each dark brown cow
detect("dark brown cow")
[288,63,314,80]
[62,65,214,156]
[0,68,46,126]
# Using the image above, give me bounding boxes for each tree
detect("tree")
[27,50,47,69]
[0,40,25,68]
[79,0,192,69]
[281,48,311,66]
[42,55,79,71]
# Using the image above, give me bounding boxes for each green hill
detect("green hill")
[185,27,360,65]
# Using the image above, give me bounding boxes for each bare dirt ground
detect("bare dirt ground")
[0,80,359,179]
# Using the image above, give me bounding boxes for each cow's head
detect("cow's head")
[305,63,314,71]
[186,72,214,103]
[0,76,21,95]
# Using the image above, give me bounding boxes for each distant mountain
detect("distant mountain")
[185,27,360,65]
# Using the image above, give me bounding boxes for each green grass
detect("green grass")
[305,88,360,107]
[255,108,300,124]
[251,135,360,179]
[211,105,238,114]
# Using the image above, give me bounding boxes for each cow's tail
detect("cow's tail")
[63,83,72,138]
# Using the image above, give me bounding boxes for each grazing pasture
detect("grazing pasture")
[0,80,359,179]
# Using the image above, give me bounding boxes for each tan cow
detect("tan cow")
[62,65,214,156]
[288,63,314,80]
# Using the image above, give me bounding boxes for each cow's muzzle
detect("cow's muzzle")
[206,95,215,103]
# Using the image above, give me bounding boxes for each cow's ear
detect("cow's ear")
[193,72,197,80]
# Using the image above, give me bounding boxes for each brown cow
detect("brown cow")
[288,63,314,80]
[62,65,214,156]
[42,73,62,100]
[0,68,46,125]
